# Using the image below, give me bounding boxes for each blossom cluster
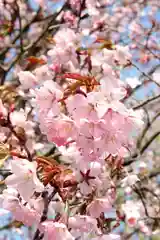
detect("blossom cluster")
[0,0,157,239]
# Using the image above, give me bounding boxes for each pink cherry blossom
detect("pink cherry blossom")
[59,143,82,164]
[1,188,19,205]
[18,71,38,90]
[40,221,74,240]
[54,28,78,48]
[47,28,79,67]
[121,174,140,187]
[66,94,98,123]
[114,45,131,65]
[1,0,156,238]
[33,80,63,114]
[33,65,54,82]
[96,110,129,155]
[41,115,77,146]
[5,157,44,201]
[76,161,103,195]
[1,188,40,226]
[87,74,127,118]
[87,196,113,218]
[122,200,142,227]
[11,202,41,227]
[10,109,27,129]
[68,215,98,233]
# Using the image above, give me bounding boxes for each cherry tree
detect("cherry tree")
[0,0,159,239]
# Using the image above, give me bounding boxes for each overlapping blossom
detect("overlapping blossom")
[1,1,156,239]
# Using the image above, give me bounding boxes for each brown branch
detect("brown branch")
[140,131,160,155]
[0,113,33,161]
[136,112,160,148]
[132,62,160,88]
[16,2,24,53]
[140,187,160,202]
[25,2,67,54]
[124,229,139,240]
[122,80,150,102]
[148,167,160,178]
[33,189,57,240]
[123,64,160,102]
[124,131,160,166]
[0,7,41,60]
[33,191,48,240]
[0,4,65,85]
[133,94,160,110]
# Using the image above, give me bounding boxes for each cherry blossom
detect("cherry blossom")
[5,158,44,201]
[122,200,142,227]
[87,196,114,218]
[1,188,41,227]
[68,215,98,233]
[18,71,38,90]
[0,0,159,239]
[40,222,74,240]
[32,80,63,115]
[41,115,77,146]
[10,109,27,129]
[114,45,131,65]
[76,161,103,195]
[121,175,140,187]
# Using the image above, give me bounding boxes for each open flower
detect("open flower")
[121,174,140,187]
[87,196,113,218]
[33,80,63,112]
[10,109,27,129]
[42,115,77,146]
[87,75,127,118]
[68,215,98,233]
[40,221,74,240]
[18,71,38,90]
[1,187,40,226]
[76,161,102,195]
[114,45,131,65]
[5,158,44,201]
[122,200,141,227]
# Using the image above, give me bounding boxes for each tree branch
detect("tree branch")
[133,94,160,110]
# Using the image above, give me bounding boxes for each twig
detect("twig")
[16,2,24,53]
[33,189,57,240]
[140,131,160,155]
[148,167,160,178]
[33,191,48,240]
[133,94,160,110]
[124,229,139,240]
[131,61,160,88]
[76,0,86,30]
[3,113,33,161]
[133,185,149,217]
[124,131,160,166]
[0,8,41,60]
[137,111,160,148]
